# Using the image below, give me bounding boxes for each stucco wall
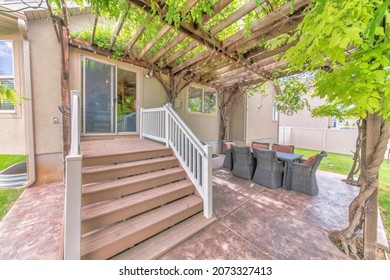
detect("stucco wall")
[246,83,278,145]
[279,95,331,128]
[0,33,26,155]
[175,85,220,153]
[28,18,63,184]
[229,93,245,146]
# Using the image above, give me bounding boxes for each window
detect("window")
[187,86,216,115]
[272,105,278,121]
[0,40,15,112]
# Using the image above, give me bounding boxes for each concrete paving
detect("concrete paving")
[0,155,369,260]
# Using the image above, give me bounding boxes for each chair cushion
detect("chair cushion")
[272,144,294,153]
[305,154,317,165]
[224,142,235,150]
[251,143,269,150]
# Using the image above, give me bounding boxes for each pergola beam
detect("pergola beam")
[109,8,130,51]
[138,24,171,59]
[90,15,98,46]
[123,24,146,57]
[164,40,199,66]
[151,33,185,63]
[210,0,259,35]
[172,50,212,74]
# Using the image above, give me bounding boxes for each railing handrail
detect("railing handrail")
[164,104,208,157]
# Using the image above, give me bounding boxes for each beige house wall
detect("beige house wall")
[176,85,220,153]
[246,83,278,145]
[0,32,26,155]
[28,18,64,184]
[228,82,278,147]
[279,95,331,128]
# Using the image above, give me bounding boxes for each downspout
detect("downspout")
[18,18,36,187]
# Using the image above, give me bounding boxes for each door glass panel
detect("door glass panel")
[117,68,137,132]
[84,58,114,133]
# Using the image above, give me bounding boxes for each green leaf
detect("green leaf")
[364,0,390,45]
[5,88,20,106]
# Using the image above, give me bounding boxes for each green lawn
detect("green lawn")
[295,148,390,242]
[0,154,27,220]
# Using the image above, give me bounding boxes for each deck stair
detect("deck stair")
[80,139,216,260]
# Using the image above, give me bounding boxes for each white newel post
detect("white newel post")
[64,155,82,259]
[64,90,82,259]
[203,145,213,218]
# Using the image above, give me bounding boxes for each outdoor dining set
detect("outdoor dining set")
[223,141,327,196]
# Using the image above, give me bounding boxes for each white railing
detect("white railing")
[140,104,213,218]
[64,90,82,259]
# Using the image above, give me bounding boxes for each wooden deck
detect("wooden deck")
[81,138,167,157]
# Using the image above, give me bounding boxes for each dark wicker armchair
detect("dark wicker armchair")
[290,151,327,195]
[271,144,295,153]
[222,141,235,170]
[231,146,256,180]
[252,148,284,189]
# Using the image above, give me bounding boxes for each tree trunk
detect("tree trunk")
[346,119,362,185]
[59,20,71,157]
[329,114,389,259]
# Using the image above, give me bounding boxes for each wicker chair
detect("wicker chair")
[231,146,256,180]
[252,148,284,189]
[290,151,327,195]
[222,141,235,170]
[271,144,295,153]
[251,141,270,150]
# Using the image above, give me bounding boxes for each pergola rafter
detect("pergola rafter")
[63,0,310,90]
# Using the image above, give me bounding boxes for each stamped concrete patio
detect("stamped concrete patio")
[0,155,365,260]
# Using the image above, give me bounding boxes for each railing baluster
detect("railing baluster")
[140,105,212,219]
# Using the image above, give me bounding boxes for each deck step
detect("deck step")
[82,156,179,184]
[111,213,217,260]
[81,180,194,234]
[82,148,173,167]
[81,195,203,260]
[82,167,187,205]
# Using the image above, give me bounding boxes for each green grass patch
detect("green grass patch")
[0,154,26,171]
[0,188,24,220]
[0,154,27,221]
[295,148,390,243]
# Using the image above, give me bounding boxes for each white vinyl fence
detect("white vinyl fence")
[279,127,358,155]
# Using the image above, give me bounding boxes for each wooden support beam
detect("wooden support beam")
[233,19,301,54]
[123,24,145,57]
[172,50,212,74]
[109,8,130,51]
[221,77,264,91]
[128,0,269,80]
[182,0,201,15]
[138,25,171,59]
[202,0,234,23]
[70,37,171,76]
[164,40,199,65]
[90,15,98,46]
[210,0,259,35]
[223,0,308,49]
[151,33,186,63]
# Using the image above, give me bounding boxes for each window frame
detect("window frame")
[186,85,217,116]
[0,39,16,113]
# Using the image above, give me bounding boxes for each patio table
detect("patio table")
[275,151,303,190]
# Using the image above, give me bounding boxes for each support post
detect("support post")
[64,154,82,260]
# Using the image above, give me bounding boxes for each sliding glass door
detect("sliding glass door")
[81,57,138,134]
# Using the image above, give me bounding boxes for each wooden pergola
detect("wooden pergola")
[64,0,309,91]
